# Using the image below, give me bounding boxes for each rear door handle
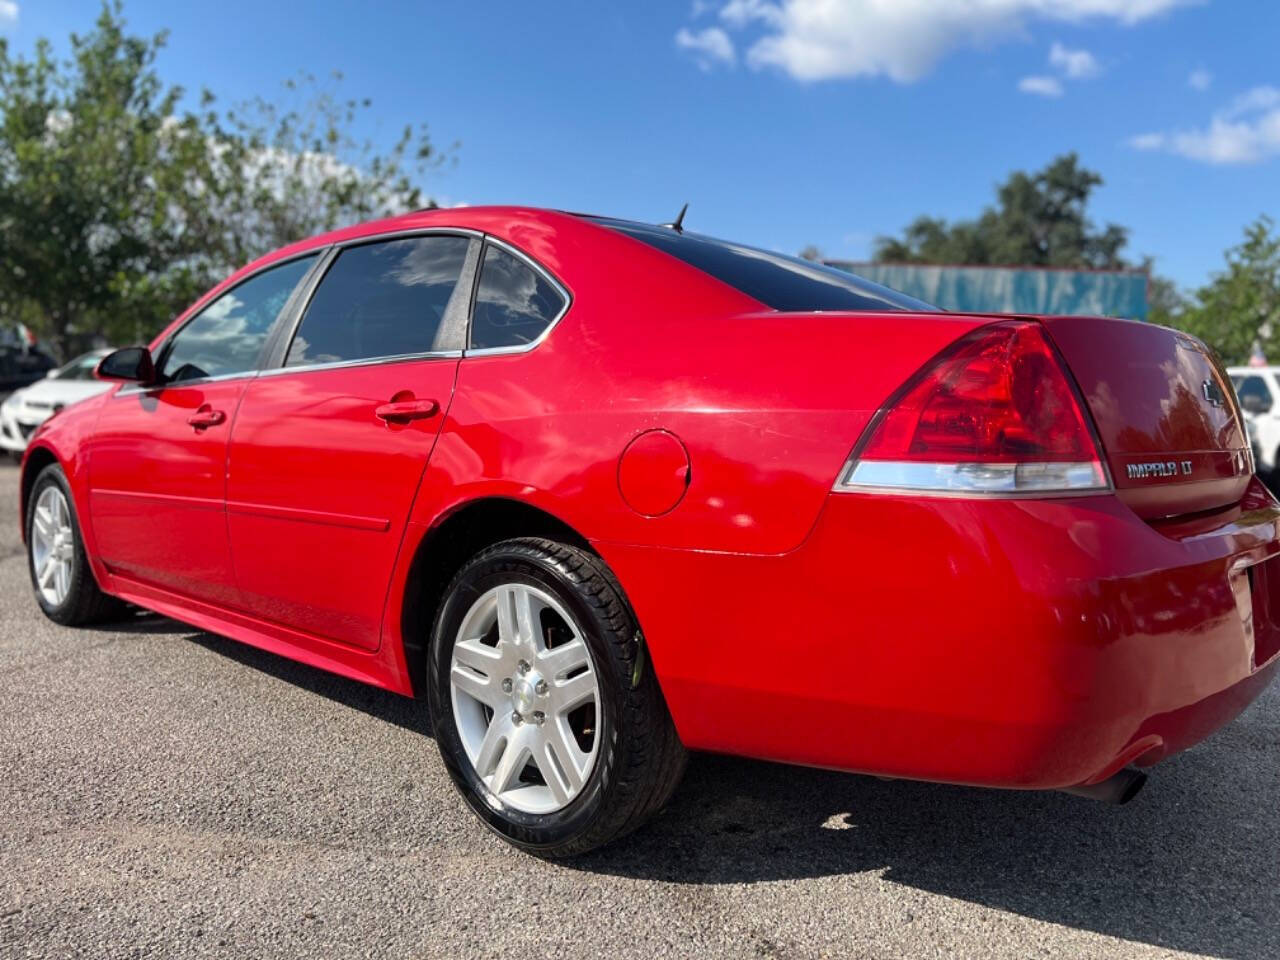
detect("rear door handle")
[375,398,440,424]
[188,408,226,430]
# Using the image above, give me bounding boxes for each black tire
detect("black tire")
[428,537,686,857]
[26,463,127,626]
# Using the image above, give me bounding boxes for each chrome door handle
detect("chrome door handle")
[375,398,440,424]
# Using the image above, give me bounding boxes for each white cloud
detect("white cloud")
[0,1,17,29]
[1188,67,1213,91]
[1019,74,1066,97]
[675,26,737,69]
[684,0,1198,83]
[1128,132,1167,150]
[1130,85,1280,164]
[1049,41,1101,78]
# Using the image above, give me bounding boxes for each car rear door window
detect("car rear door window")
[160,254,318,384]
[286,235,470,367]
[469,244,567,351]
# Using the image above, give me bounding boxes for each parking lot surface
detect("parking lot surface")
[0,462,1277,959]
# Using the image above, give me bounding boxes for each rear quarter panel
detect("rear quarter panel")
[412,215,989,555]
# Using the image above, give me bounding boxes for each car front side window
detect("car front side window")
[159,254,319,385]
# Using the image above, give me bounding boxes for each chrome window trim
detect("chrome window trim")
[463,235,573,357]
[273,228,481,372]
[258,350,463,378]
[152,248,328,384]
[115,369,260,397]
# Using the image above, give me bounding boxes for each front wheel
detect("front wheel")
[428,538,686,857]
[26,464,126,625]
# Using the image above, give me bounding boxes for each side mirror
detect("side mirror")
[96,346,156,385]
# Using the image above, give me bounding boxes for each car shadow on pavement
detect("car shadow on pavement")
[103,611,433,738]
[573,740,1276,958]
[111,612,1274,958]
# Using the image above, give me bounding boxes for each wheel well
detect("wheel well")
[20,447,58,533]
[399,498,594,696]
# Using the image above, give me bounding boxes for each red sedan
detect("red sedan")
[20,207,1278,856]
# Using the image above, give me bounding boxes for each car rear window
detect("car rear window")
[589,217,937,313]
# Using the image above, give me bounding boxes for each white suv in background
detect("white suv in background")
[1228,366,1280,473]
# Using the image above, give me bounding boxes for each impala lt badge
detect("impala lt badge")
[1126,460,1194,480]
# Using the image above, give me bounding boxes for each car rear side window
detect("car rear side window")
[590,217,937,313]
[469,244,567,350]
[286,235,470,368]
[161,254,318,384]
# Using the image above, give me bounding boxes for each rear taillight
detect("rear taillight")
[836,321,1110,495]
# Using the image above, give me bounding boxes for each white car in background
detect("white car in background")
[1228,365,1280,474]
[0,350,111,458]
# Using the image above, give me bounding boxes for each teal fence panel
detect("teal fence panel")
[827,263,1149,320]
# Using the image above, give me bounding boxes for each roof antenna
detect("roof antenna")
[662,203,689,234]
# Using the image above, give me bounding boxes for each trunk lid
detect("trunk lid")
[1040,315,1251,520]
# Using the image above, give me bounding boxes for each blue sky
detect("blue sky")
[5,1,1278,290]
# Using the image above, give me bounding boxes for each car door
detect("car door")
[225,232,478,651]
[88,253,321,606]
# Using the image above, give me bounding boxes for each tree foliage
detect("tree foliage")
[874,153,1129,269]
[202,73,449,272]
[1174,217,1280,365]
[0,2,448,357]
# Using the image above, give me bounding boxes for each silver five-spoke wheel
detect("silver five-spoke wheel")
[450,582,601,814]
[30,486,74,607]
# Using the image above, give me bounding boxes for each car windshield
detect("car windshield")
[49,353,104,381]
[589,216,938,313]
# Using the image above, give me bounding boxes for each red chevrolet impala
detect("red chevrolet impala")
[20,207,1278,856]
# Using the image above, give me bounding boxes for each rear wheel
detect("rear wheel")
[26,464,126,625]
[428,537,686,857]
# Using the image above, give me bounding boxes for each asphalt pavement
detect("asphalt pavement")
[0,461,1277,959]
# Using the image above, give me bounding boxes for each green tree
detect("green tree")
[201,72,450,274]
[0,4,215,358]
[874,153,1130,269]
[0,3,450,356]
[1176,217,1280,365]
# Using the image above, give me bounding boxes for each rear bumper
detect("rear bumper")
[597,476,1280,790]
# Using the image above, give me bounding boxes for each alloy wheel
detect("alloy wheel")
[31,486,75,607]
[449,582,601,815]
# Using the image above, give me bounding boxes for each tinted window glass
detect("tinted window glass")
[1237,375,1273,411]
[470,245,567,350]
[50,353,105,381]
[161,255,317,383]
[287,236,469,367]
[591,218,937,313]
